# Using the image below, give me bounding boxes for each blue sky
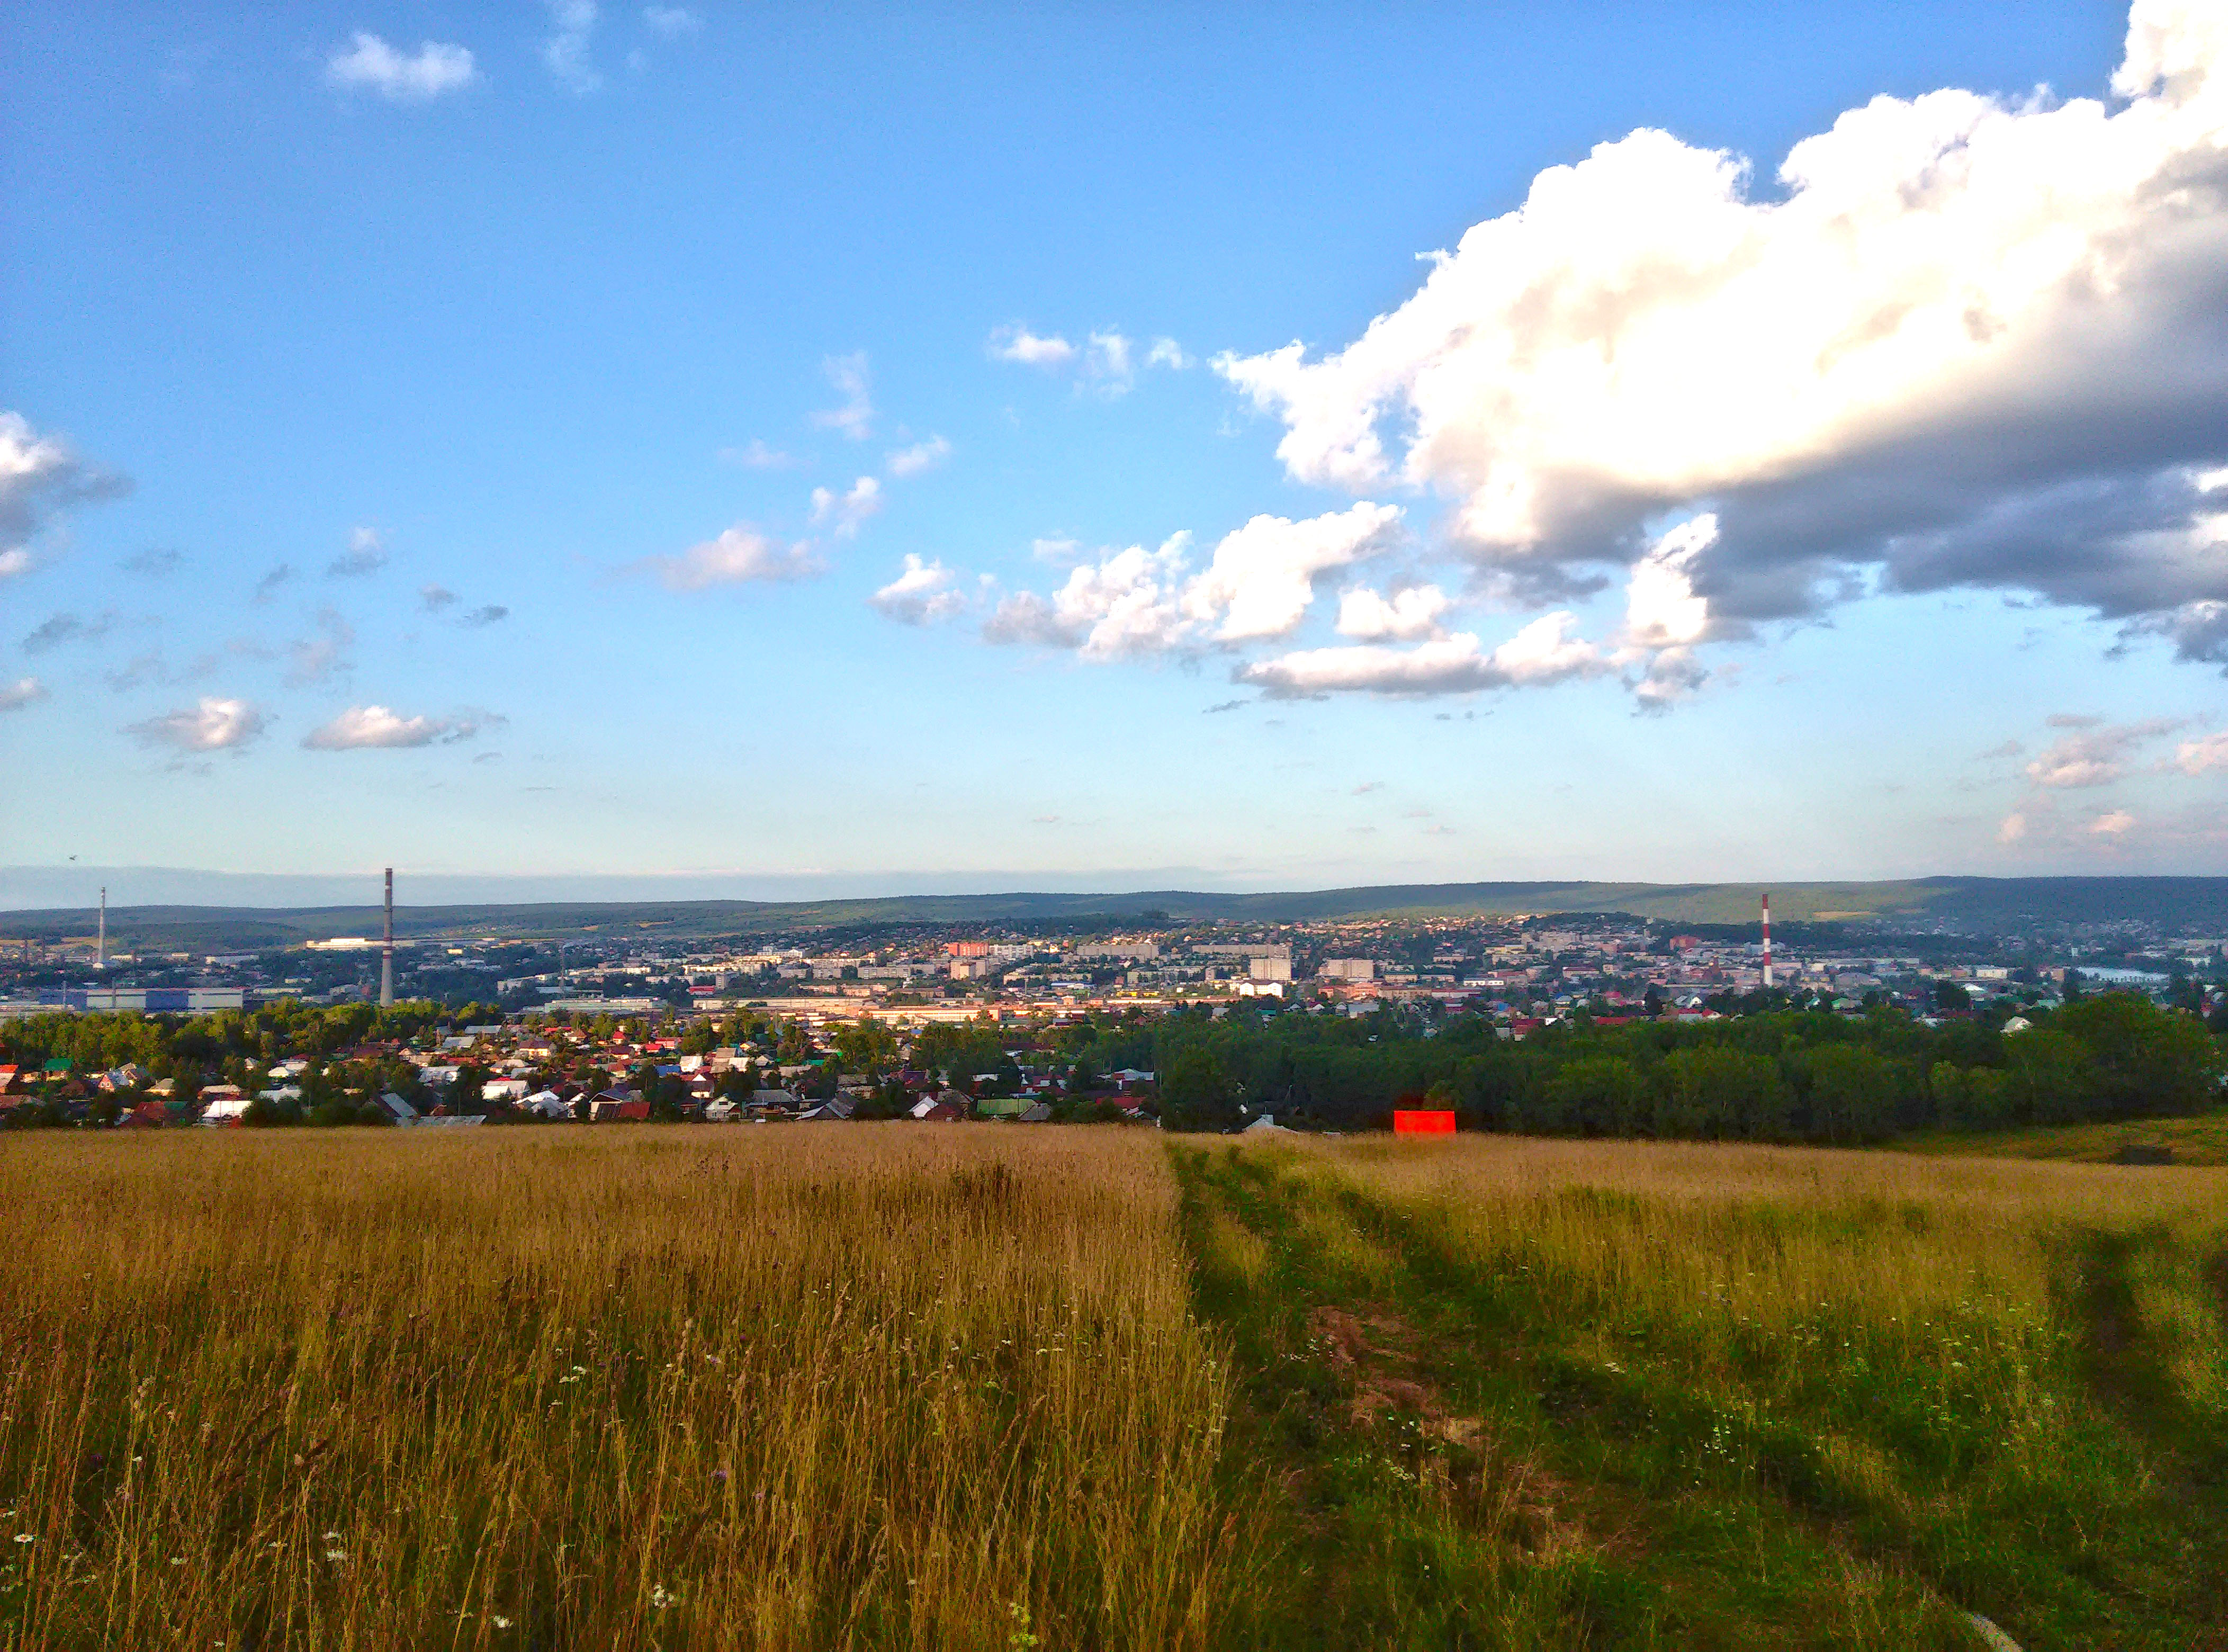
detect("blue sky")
[5,1,2227,903]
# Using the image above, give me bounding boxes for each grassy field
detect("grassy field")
[4,1128,2225,1649]
[1901,1110,2228,1166]
[0,1130,1239,1651]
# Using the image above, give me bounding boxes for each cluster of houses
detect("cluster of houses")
[0,1027,1161,1130]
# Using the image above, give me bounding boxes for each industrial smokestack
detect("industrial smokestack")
[97,886,107,972]
[1761,891,1774,991]
[381,867,394,1008]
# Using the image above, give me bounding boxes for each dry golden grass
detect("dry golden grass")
[0,1126,1238,1651]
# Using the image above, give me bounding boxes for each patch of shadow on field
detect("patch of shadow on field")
[2069,1231,2228,1500]
[2074,1233,2184,1450]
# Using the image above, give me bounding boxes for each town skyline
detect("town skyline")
[6,0,2228,884]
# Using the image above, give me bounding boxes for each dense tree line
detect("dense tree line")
[1137,994,2224,1139]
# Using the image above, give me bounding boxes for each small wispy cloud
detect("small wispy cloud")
[326,32,478,100]
[127,696,268,752]
[809,475,883,540]
[123,548,182,577]
[104,651,215,693]
[542,0,601,93]
[810,352,874,441]
[22,610,114,653]
[420,584,457,612]
[636,525,821,590]
[252,564,294,603]
[869,555,965,625]
[886,436,950,479]
[302,704,504,750]
[326,526,387,577]
[459,604,509,627]
[285,608,355,687]
[0,677,47,713]
[988,326,1075,367]
[719,438,798,470]
[642,5,699,37]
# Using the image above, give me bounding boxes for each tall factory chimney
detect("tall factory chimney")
[97,886,107,972]
[1760,891,1774,990]
[381,867,394,1008]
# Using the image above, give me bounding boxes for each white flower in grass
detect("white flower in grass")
[493,1617,513,1629]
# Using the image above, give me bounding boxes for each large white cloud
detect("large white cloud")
[984,504,1403,658]
[1179,502,1404,642]
[985,536,1193,659]
[1217,0,2228,660]
[127,697,268,752]
[326,33,478,100]
[302,705,499,749]
[0,410,129,577]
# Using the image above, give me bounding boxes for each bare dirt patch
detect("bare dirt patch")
[1306,1304,1475,1446]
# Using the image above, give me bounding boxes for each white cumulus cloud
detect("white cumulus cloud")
[984,504,1402,659]
[984,536,1193,659]
[988,326,1077,367]
[1,677,47,712]
[639,525,821,590]
[302,705,499,749]
[127,697,268,752]
[326,32,477,100]
[1217,0,2228,651]
[870,555,966,625]
[1336,585,1452,641]
[809,475,883,539]
[1179,502,1404,643]
[1239,612,1611,699]
[1,410,129,576]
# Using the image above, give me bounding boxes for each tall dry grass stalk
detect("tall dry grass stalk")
[0,1127,1237,1651]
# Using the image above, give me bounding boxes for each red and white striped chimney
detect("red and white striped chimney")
[1761,891,1774,990]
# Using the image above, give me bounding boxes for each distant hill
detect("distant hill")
[6,876,2228,953]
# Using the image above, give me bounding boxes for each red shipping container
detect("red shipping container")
[1392,1109,1457,1135]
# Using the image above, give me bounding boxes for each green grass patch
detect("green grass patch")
[1901,1111,2228,1165]
[1173,1142,2228,1650]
